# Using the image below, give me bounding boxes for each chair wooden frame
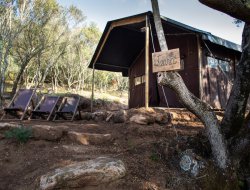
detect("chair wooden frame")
[1,89,36,121]
[53,95,81,121]
[29,95,60,121]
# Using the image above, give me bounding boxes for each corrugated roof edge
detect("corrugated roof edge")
[160,14,242,52]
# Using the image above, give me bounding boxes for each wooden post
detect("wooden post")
[145,15,150,109]
[197,35,203,101]
[90,64,95,113]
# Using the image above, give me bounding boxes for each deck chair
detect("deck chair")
[53,95,81,121]
[1,89,36,120]
[29,95,60,121]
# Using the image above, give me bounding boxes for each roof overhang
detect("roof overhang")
[89,12,148,76]
[89,11,241,76]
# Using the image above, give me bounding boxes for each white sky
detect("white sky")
[58,0,244,45]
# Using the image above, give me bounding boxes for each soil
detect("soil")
[0,110,241,190]
[1,89,249,189]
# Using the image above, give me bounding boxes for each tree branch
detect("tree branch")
[199,0,250,23]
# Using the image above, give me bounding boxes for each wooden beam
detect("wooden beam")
[112,15,146,28]
[90,64,95,113]
[197,35,203,101]
[95,63,129,69]
[145,16,150,109]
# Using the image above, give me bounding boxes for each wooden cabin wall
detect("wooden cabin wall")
[157,34,200,107]
[128,48,159,108]
[201,41,241,109]
[129,51,145,108]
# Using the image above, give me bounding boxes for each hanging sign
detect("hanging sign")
[152,48,183,73]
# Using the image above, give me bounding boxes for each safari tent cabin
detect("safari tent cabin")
[89,12,242,109]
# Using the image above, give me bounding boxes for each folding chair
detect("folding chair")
[53,95,81,121]
[29,95,60,121]
[1,89,36,120]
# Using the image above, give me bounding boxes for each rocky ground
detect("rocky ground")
[0,107,240,190]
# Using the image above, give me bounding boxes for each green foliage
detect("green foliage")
[150,153,160,162]
[4,126,32,143]
[0,0,128,96]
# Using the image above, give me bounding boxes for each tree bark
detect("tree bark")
[151,0,228,169]
[221,23,250,138]
[198,0,250,23]
[11,56,31,96]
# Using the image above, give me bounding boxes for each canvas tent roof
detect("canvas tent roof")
[89,11,241,76]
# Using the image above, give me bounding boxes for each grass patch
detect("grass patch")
[150,153,160,162]
[5,125,32,143]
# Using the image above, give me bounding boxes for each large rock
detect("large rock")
[0,123,19,131]
[92,111,108,122]
[179,149,205,177]
[154,113,171,125]
[32,125,63,141]
[81,112,93,121]
[40,157,126,190]
[129,114,155,125]
[112,110,127,123]
[68,131,112,145]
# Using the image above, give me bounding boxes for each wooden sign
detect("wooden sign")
[152,48,183,73]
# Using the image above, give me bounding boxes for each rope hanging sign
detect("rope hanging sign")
[152,48,184,73]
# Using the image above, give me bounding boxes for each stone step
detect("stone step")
[67,131,112,145]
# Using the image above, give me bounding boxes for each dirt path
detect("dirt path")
[0,120,204,190]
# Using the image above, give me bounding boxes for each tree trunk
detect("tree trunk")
[11,58,30,96]
[151,0,228,169]
[198,0,250,23]
[199,0,250,139]
[221,23,250,138]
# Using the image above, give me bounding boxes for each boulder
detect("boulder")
[92,111,108,122]
[67,131,112,145]
[0,123,19,131]
[79,96,91,109]
[129,114,155,125]
[40,157,126,190]
[81,112,93,121]
[155,113,171,125]
[170,112,179,120]
[179,149,205,177]
[182,114,191,121]
[112,110,127,123]
[32,125,63,141]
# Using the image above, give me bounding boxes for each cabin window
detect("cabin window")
[134,75,145,86]
[207,56,230,72]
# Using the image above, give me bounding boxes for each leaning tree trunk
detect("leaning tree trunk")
[198,0,250,23]
[11,57,31,96]
[221,23,250,139]
[151,0,228,169]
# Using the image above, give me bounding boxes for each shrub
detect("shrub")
[150,153,160,162]
[4,126,32,143]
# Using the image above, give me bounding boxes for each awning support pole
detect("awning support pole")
[197,35,203,101]
[91,64,95,113]
[145,15,150,109]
